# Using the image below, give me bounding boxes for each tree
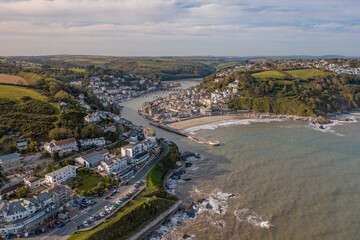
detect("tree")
[59,110,86,130]
[52,151,60,162]
[34,164,41,171]
[64,159,75,166]
[48,128,73,140]
[15,186,30,198]
[81,123,103,138]
[42,151,51,159]
[46,163,54,173]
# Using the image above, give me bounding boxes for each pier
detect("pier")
[149,122,219,146]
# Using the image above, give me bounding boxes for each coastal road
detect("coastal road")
[27,142,169,240]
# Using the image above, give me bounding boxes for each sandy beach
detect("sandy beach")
[167,115,252,130]
[166,113,314,130]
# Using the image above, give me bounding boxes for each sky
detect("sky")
[0,0,359,56]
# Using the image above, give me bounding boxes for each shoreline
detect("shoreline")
[166,113,314,130]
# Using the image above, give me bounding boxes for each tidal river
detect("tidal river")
[121,79,360,240]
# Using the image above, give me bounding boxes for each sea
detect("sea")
[121,79,360,240]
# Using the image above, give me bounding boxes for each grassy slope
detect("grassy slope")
[0,85,47,101]
[0,72,41,85]
[252,70,285,79]
[0,85,59,110]
[0,74,28,85]
[286,69,331,80]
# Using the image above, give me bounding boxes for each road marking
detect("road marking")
[70,214,78,220]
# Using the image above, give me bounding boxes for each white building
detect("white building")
[43,138,78,156]
[44,166,77,185]
[84,113,101,124]
[79,137,106,148]
[98,156,132,177]
[121,143,143,158]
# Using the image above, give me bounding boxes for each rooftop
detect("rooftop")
[0,153,21,163]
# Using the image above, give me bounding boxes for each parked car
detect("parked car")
[100,212,105,217]
[87,207,93,212]
[35,230,41,235]
[94,216,99,221]
[48,224,54,229]
[55,220,61,224]
[112,189,117,193]
[105,206,109,211]
[89,217,94,222]
[78,206,84,210]
[116,200,121,205]
[84,221,89,227]
[106,209,111,214]
[58,223,65,228]
[108,192,114,197]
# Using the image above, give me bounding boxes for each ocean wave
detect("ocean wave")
[307,114,360,136]
[234,208,272,229]
[148,211,192,240]
[192,187,237,215]
[184,118,285,134]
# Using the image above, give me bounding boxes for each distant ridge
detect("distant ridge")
[2,54,360,60]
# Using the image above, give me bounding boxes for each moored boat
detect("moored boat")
[207,138,220,146]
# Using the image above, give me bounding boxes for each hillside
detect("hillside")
[9,55,254,81]
[202,68,360,117]
[0,85,59,139]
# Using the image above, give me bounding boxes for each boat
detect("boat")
[207,138,220,146]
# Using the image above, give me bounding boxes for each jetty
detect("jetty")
[149,122,220,146]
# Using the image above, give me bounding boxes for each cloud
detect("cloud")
[0,0,359,56]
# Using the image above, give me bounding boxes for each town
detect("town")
[140,58,360,124]
[0,115,161,238]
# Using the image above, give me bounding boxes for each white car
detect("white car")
[84,221,89,227]
[116,200,121,205]
[90,217,94,222]
[100,212,105,217]
[105,206,109,211]
[107,209,111,214]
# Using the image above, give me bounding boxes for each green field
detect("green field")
[252,70,285,79]
[286,69,331,80]
[0,85,48,101]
